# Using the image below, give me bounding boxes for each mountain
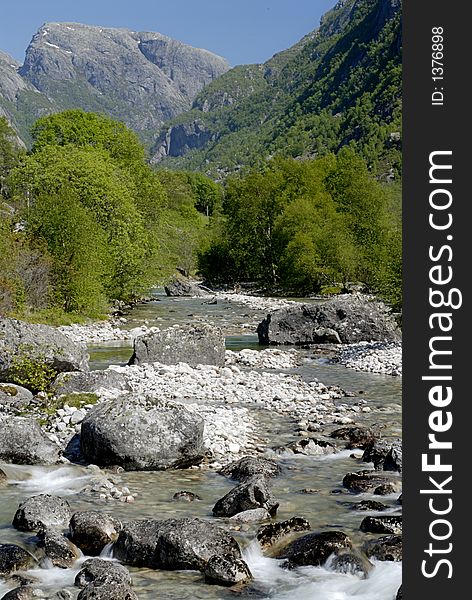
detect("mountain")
[1,23,230,147]
[0,51,55,146]
[151,0,402,177]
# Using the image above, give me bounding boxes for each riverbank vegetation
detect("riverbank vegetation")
[0,109,401,324]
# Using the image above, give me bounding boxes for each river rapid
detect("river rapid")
[0,292,402,599]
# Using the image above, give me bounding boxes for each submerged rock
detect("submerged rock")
[219,456,281,481]
[342,470,399,494]
[13,494,71,532]
[363,535,402,561]
[0,317,89,384]
[69,511,121,556]
[212,475,278,518]
[257,517,311,550]
[75,558,132,588]
[351,500,389,511]
[0,417,61,465]
[114,518,242,572]
[172,491,202,502]
[276,531,352,567]
[257,295,401,346]
[129,323,225,367]
[330,426,379,449]
[0,544,34,576]
[327,551,374,578]
[274,437,336,456]
[80,394,204,470]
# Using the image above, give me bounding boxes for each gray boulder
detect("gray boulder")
[219,456,281,481]
[114,518,242,572]
[229,508,271,523]
[212,475,279,518]
[0,544,35,576]
[75,558,131,588]
[13,494,72,532]
[52,369,131,396]
[257,295,401,345]
[0,384,33,410]
[164,277,207,297]
[129,324,225,367]
[0,417,61,464]
[80,394,204,470]
[69,511,122,556]
[276,531,352,567]
[0,317,89,385]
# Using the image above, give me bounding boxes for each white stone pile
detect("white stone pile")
[216,292,298,312]
[59,321,160,344]
[225,348,301,370]
[335,342,402,376]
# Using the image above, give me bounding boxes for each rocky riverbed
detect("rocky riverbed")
[0,292,402,599]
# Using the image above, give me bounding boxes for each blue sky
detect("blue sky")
[1,0,336,66]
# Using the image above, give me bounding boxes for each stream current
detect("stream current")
[0,293,402,599]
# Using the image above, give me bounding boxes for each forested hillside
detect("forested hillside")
[153,0,401,178]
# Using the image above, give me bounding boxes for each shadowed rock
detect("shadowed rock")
[0,417,62,465]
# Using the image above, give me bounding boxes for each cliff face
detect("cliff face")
[1,23,229,146]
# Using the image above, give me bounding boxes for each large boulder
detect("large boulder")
[257,295,401,345]
[129,324,225,367]
[212,475,279,518]
[0,417,61,464]
[80,394,204,470]
[219,456,281,482]
[0,544,35,576]
[52,369,131,396]
[1,588,35,600]
[0,317,89,385]
[276,531,352,567]
[69,511,122,555]
[164,276,207,297]
[13,494,72,532]
[114,518,242,571]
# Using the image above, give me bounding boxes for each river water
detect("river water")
[0,293,402,599]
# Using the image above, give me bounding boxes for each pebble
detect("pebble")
[335,342,402,376]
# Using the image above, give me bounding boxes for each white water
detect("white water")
[243,541,401,600]
[2,464,93,495]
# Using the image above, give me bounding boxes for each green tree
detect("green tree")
[27,191,109,313]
